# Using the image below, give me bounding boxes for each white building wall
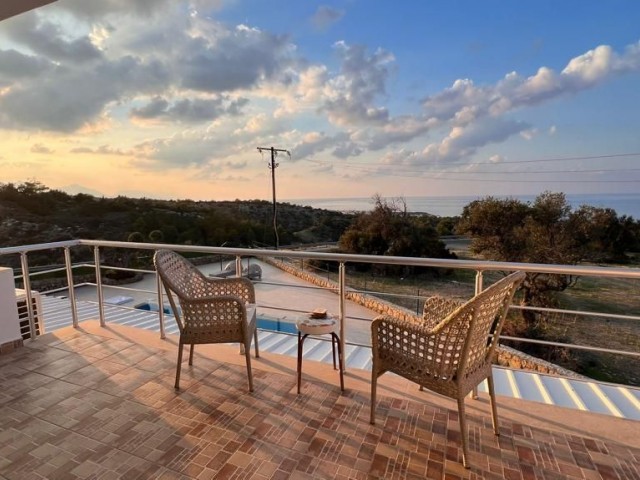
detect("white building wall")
[0,267,21,346]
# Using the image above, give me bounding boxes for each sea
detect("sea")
[288,193,640,219]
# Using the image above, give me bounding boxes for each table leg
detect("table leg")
[331,334,337,369]
[332,332,345,392]
[297,332,307,394]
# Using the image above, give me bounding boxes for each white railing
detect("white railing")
[2,239,639,366]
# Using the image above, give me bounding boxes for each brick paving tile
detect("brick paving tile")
[0,333,639,480]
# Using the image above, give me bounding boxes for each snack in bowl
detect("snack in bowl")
[309,308,327,319]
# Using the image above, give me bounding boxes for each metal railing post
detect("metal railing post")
[235,255,242,278]
[156,272,166,339]
[20,252,38,340]
[472,269,485,399]
[93,247,105,327]
[64,247,79,328]
[339,262,346,372]
[475,270,484,294]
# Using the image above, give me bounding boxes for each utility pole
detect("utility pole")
[257,146,290,250]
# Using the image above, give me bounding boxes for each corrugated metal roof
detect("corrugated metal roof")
[39,295,640,421]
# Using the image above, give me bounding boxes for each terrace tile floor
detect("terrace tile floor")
[0,321,638,479]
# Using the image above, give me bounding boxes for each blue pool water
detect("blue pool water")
[256,316,298,334]
[134,303,296,334]
[135,302,173,315]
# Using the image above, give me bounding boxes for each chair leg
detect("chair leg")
[254,328,260,358]
[189,344,194,366]
[370,370,378,425]
[245,341,254,392]
[175,342,184,390]
[457,397,470,469]
[487,374,500,436]
[297,332,305,394]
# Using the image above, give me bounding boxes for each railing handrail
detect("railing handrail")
[2,238,639,280]
[0,239,80,255]
[4,238,640,384]
[72,239,640,279]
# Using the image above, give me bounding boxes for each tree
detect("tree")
[339,195,454,274]
[457,191,637,340]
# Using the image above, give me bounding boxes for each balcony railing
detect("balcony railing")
[1,238,639,384]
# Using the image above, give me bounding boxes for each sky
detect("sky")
[0,0,639,202]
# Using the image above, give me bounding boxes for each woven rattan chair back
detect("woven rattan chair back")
[154,249,259,392]
[370,271,525,468]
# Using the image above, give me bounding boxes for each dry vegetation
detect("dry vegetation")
[304,240,640,386]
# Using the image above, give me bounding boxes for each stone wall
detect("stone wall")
[264,256,580,377]
[263,257,418,322]
[496,345,585,378]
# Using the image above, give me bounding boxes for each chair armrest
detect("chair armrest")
[422,296,464,328]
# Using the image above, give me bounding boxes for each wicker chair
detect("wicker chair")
[370,271,525,468]
[154,250,260,392]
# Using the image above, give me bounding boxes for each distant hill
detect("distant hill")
[0,181,354,268]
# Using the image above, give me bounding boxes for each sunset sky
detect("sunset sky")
[1,0,639,202]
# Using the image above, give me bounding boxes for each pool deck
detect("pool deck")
[74,259,379,345]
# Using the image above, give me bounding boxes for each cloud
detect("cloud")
[519,128,538,140]
[0,52,170,132]
[290,131,361,161]
[0,8,292,133]
[354,115,437,151]
[53,0,174,20]
[291,132,336,160]
[3,14,103,62]
[131,129,241,169]
[130,95,248,123]
[234,113,267,135]
[0,49,52,83]
[178,24,295,92]
[70,145,130,155]
[1,0,639,180]
[55,0,227,20]
[321,42,394,126]
[421,42,640,126]
[422,118,529,165]
[30,143,54,154]
[332,141,362,159]
[311,6,345,31]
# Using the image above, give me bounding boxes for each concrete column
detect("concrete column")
[0,267,22,354]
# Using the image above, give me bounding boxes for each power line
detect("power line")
[367,174,640,183]
[307,151,640,168]
[307,160,640,175]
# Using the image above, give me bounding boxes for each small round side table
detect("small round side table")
[296,316,345,394]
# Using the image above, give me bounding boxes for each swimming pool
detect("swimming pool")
[134,302,296,334]
[255,315,297,334]
[134,302,173,315]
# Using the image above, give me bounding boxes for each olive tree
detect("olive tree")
[457,191,637,338]
[339,195,454,274]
